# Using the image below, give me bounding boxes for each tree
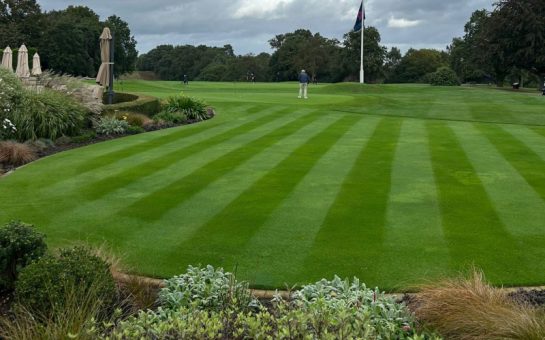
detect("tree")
[38,6,102,76]
[105,15,138,77]
[0,0,42,48]
[342,27,386,82]
[383,47,402,80]
[389,49,448,83]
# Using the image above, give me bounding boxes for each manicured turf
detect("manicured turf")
[2,81,545,290]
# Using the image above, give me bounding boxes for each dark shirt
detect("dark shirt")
[299,72,310,84]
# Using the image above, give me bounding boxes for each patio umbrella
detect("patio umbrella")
[1,46,13,71]
[96,27,112,87]
[31,52,42,76]
[15,44,30,78]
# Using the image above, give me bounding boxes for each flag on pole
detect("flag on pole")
[353,1,365,32]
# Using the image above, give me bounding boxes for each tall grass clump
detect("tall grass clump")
[162,94,209,121]
[0,141,37,167]
[0,68,24,121]
[413,270,545,339]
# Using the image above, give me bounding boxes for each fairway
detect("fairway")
[1,81,545,290]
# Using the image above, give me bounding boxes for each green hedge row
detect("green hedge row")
[102,92,161,116]
[0,48,39,69]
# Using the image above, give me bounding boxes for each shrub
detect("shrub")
[158,265,256,312]
[162,95,209,121]
[15,246,117,318]
[109,269,430,339]
[102,94,161,117]
[6,89,87,140]
[24,138,54,153]
[413,270,545,339]
[0,68,24,122]
[153,110,187,124]
[1,118,17,140]
[70,130,96,144]
[0,221,46,290]
[0,141,37,167]
[95,116,129,135]
[126,125,145,135]
[114,112,151,127]
[429,67,461,86]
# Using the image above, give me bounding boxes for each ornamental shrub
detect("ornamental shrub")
[95,116,129,135]
[162,95,209,121]
[430,67,461,86]
[158,265,256,312]
[0,141,37,167]
[0,221,46,290]
[153,110,187,124]
[15,246,117,318]
[0,68,24,123]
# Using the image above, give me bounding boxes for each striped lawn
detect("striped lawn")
[1,82,545,290]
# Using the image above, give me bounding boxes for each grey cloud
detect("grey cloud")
[38,0,494,55]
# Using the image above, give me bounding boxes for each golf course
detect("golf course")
[1,81,545,290]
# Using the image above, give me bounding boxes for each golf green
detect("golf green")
[1,81,545,290]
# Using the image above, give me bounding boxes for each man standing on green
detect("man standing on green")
[298,69,309,99]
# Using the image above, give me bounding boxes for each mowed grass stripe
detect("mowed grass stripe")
[118,115,357,276]
[169,115,361,267]
[37,104,263,188]
[302,118,402,286]
[452,122,545,236]
[508,125,545,162]
[44,108,314,229]
[119,110,322,222]
[235,117,378,287]
[42,107,290,191]
[383,120,449,287]
[42,106,296,201]
[476,124,545,201]
[426,121,530,282]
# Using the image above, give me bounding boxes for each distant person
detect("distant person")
[298,69,309,99]
[183,74,189,85]
[251,73,256,83]
[312,75,318,85]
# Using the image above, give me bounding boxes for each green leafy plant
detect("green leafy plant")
[70,130,97,144]
[0,69,24,127]
[162,94,209,121]
[15,246,117,318]
[159,265,256,312]
[153,110,187,124]
[0,141,37,167]
[0,221,47,290]
[429,67,461,86]
[95,116,129,135]
[126,125,145,135]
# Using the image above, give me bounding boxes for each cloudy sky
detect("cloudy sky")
[38,0,494,55]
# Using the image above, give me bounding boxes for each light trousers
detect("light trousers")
[299,83,308,98]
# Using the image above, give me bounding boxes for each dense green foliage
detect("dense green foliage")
[15,246,116,317]
[0,1,137,77]
[102,94,161,116]
[95,116,129,135]
[0,221,46,290]
[162,95,209,121]
[429,67,461,86]
[108,266,426,339]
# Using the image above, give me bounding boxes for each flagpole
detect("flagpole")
[359,0,364,84]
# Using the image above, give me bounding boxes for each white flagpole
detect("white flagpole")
[359,0,364,84]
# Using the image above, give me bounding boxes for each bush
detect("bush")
[413,270,545,339]
[70,130,96,144]
[114,112,151,127]
[162,95,209,121]
[6,89,88,141]
[429,67,461,86]
[159,265,256,312]
[102,93,161,117]
[126,125,145,135]
[109,268,429,339]
[0,221,46,290]
[15,246,117,318]
[95,116,129,135]
[0,141,37,167]
[153,110,187,124]
[0,68,24,122]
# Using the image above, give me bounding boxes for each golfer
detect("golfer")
[298,69,309,99]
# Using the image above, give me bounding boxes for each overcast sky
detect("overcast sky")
[38,0,495,55]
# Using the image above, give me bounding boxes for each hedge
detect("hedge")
[102,92,161,116]
[0,48,39,70]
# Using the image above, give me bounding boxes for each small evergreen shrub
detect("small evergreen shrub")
[0,141,37,167]
[126,125,145,135]
[0,221,46,290]
[0,69,24,124]
[70,130,96,144]
[15,246,117,318]
[430,67,461,86]
[159,265,256,311]
[162,95,209,121]
[95,116,129,135]
[114,112,150,127]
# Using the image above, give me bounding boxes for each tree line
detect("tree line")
[0,0,137,77]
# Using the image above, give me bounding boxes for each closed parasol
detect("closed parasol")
[15,44,30,77]
[96,27,112,87]
[1,46,13,71]
[32,52,42,76]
